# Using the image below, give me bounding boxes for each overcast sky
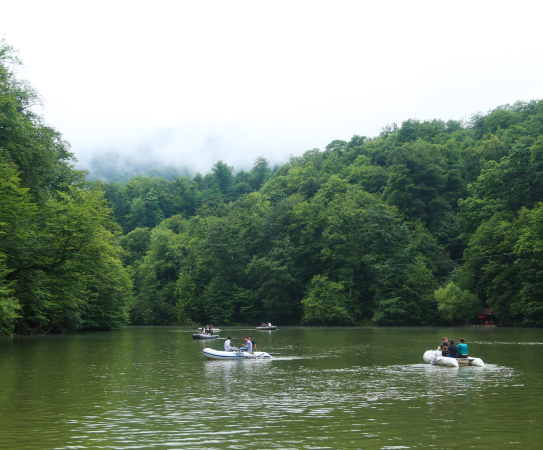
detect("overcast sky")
[1,1,542,173]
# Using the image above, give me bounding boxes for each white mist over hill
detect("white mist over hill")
[1,1,542,176]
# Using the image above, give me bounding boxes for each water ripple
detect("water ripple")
[2,326,542,450]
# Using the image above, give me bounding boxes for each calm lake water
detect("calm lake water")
[1,326,542,449]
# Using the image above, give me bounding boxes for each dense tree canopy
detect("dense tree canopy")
[96,98,543,327]
[0,40,132,335]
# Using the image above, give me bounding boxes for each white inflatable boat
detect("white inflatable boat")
[423,350,484,368]
[203,348,272,360]
[192,333,219,340]
[256,326,276,330]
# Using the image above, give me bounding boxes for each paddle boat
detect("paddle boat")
[192,333,219,340]
[423,350,484,368]
[203,348,272,359]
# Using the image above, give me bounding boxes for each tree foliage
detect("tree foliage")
[435,282,482,324]
[0,39,131,334]
[301,275,355,325]
[96,98,543,327]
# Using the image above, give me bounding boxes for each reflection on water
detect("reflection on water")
[1,326,542,450]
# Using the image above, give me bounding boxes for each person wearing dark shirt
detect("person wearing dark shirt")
[438,337,450,356]
[448,339,458,357]
[248,335,257,352]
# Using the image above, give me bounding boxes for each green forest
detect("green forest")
[2,39,543,335]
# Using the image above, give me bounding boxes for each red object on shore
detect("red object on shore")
[476,315,487,319]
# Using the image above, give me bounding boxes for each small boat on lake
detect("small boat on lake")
[203,348,272,359]
[423,350,484,368]
[196,328,221,333]
[256,326,276,330]
[192,333,219,340]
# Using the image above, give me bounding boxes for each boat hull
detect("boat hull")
[192,334,219,340]
[456,357,484,367]
[423,350,484,368]
[256,326,276,330]
[203,348,272,359]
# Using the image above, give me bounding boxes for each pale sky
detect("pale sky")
[1,1,542,173]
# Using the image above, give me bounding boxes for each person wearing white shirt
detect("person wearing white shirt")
[224,336,235,351]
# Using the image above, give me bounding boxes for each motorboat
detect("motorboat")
[256,326,276,330]
[192,333,219,340]
[423,350,484,368]
[203,348,272,359]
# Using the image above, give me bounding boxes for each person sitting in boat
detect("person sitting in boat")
[438,337,450,356]
[224,336,237,352]
[457,337,468,357]
[447,339,458,357]
[268,322,272,327]
[248,335,257,352]
[243,336,253,353]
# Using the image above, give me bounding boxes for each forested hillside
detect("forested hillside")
[103,100,543,327]
[0,40,132,335]
[3,37,543,334]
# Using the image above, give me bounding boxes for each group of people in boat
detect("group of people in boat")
[224,335,257,352]
[260,322,272,327]
[199,324,215,335]
[438,336,469,358]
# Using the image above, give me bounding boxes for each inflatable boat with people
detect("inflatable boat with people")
[423,350,484,368]
[202,348,272,359]
[192,333,220,340]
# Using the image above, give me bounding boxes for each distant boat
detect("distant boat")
[192,333,219,340]
[203,348,272,359]
[256,326,276,330]
[196,328,221,333]
[423,350,484,368]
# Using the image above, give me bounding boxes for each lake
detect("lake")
[1,326,542,449]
